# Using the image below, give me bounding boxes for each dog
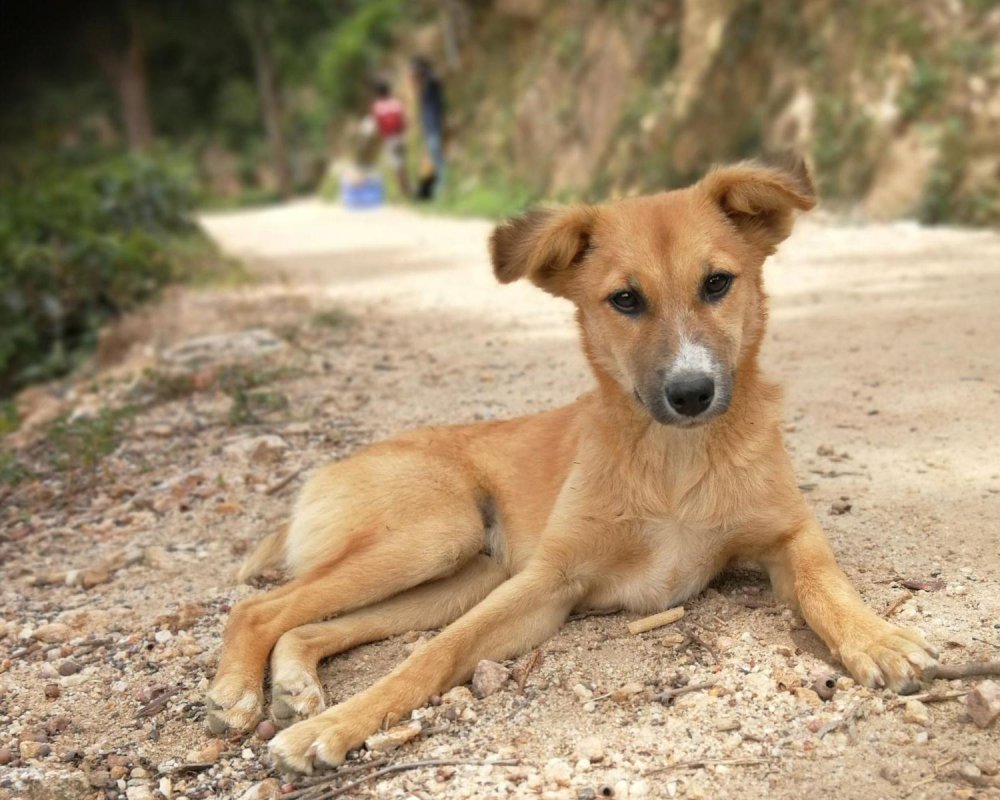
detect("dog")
[206,160,938,773]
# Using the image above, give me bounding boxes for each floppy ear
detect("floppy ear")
[700,159,817,253]
[489,205,597,297]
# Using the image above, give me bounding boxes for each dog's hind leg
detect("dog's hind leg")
[269,553,507,727]
[207,450,487,735]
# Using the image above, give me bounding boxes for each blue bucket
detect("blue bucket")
[341,175,385,209]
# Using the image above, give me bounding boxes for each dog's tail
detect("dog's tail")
[236,525,289,584]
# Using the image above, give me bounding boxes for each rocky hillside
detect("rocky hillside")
[406,0,1000,224]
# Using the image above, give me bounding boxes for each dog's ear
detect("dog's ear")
[700,159,816,253]
[489,206,597,297]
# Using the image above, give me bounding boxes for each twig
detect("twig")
[290,758,519,799]
[656,680,716,705]
[264,467,303,496]
[892,690,967,707]
[568,608,621,622]
[136,686,181,718]
[883,590,912,618]
[644,756,772,777]
[513,649,543,693]
[628,606,685,635]
[926,661,1000,680]
[686,628,718,663]
[282,758,389,796]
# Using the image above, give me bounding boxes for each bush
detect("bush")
[0,153,207,395]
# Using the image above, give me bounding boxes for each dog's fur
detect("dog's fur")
[206,161,937,773]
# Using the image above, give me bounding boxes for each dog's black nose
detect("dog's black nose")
[666,375,715,417]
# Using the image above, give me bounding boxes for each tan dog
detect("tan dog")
[206,161,937,773]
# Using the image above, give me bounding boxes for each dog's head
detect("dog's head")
[490,161,815,427]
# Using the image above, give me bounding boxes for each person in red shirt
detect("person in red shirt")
[371,80,411,199]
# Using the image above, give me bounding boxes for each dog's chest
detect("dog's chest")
[585,516,726,614]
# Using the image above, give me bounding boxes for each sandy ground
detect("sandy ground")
[1,199,999,800]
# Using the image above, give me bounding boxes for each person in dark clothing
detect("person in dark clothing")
[410,57,446,198]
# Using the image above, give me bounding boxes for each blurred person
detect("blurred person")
[371,79,411,198]
[410,57,445,198]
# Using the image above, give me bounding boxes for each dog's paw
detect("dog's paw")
[269,711,361,774]
[838,620,938,694]
[271,667,327,728]
[205,674,263,735]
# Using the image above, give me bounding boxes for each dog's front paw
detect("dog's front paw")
[271,667,327,728]
[205,673,263,735]
[269,709,364,774]
[838,619,938,694]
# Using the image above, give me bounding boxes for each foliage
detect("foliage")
[317,0,404,116]
[45,405,138,471]
[0,153,210,395]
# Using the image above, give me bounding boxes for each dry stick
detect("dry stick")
[897,690,968,706]
[264,467,304,496]
[644,756,773,777]
[514,649,544,693]
[135,686,181,719]
[295,758,519,800]
[926,661,1000,680]
[568,608,622,622]
[656,680,717,705]
[883,590,913,618]
[627,606,685,635]
[283,758,390,796]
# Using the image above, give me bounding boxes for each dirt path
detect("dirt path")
[2,200,999,800]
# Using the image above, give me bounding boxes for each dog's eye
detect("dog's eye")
[609,290,644,315]
[703,273,733,301]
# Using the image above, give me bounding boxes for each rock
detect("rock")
[154,630,173,644]
[364,720,422,753]
[255,720,277,740]
[904,699,930,726]
[544,758,572,787]
[572,683,594,701]
[472,659,510,699]
[224,434,289,462]
[89,771,112,788]
[19,740,51,759]
[185,738,226,763]
[238,779,281,800]
[0,747,12,765]
[58,659,82,676]
[161,329,286,368]
[967,680,1000,728]
[44,683,61,699]
[32,623,73,642]
[576,735,605,763]
[442,685,474,707]
[829,499,852,515]
[126,787,154,800]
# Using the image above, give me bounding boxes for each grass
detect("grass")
[45,405,139,471]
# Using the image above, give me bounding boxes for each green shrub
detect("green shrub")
[0,153,208,395]
[317,0,403,115]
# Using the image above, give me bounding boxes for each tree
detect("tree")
[89,2,155,151]
[238,1,294,198]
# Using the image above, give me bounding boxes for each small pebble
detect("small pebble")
[543,758,572,787]
[58,659,82,676]
[471,659,510,699]
[967,680,1000,728]
[255,720,276,740]
[0,747,12,765]
[904,699,930,726]
[576,735,605,762]
[44,682,61,699]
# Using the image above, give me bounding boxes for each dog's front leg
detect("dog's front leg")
[268,559,584,773]
[764,515,938,693]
